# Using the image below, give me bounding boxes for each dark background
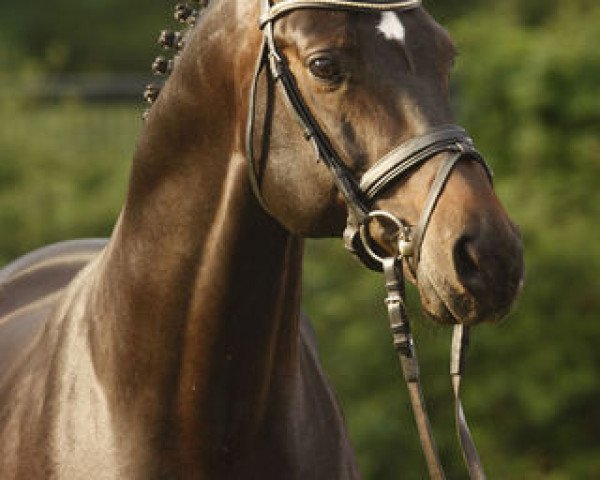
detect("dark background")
[0,0,598,478]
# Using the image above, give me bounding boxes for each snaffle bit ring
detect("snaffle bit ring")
[359,210,414,265]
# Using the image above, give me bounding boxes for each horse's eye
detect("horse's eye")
[308,56,342,82]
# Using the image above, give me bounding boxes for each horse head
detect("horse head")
[229,1,524,326]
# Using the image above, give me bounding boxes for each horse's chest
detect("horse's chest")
[51,365,118,477]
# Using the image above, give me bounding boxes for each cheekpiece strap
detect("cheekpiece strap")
[260,0,371,225]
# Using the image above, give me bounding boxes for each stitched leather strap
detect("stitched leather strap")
[345,127,492,272]
[246,37,274,214]
[360,125,477,200]
[451,325,487,480]
[259,0,371,224]
[409,142,491,273]
[383,258,446,480]
[261,0,421,27]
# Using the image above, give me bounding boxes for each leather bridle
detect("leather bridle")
[246,1,492,478]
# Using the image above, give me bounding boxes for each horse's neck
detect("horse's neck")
[93,137,305,469]
[86,5,305,467]
[122,170,301,416]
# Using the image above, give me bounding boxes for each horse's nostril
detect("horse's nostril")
[453,235,483,290]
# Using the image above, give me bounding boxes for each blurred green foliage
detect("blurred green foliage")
[1,0,599,478]
[0,96,135,264]
[0,0,170,72]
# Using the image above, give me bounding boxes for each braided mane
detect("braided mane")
[143,1,211,120]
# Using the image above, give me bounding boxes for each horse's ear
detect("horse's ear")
[142,1,211,120]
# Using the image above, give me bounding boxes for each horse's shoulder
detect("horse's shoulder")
[0,239,108,381]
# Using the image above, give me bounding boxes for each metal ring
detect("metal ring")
[359,210,407,265]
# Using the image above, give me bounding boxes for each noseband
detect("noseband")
[246,1,491,478]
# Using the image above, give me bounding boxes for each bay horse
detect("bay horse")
[0,0,523,478]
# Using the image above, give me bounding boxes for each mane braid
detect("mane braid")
[142,1,211,120]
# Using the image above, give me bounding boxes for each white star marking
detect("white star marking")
[377,11,406,44]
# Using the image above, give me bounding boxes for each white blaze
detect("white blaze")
[377,11,406,44]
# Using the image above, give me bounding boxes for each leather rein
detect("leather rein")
[246,1,491,478]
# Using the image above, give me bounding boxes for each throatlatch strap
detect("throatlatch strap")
[245,37,273,214]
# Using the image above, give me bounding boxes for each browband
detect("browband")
[260,0,422,27]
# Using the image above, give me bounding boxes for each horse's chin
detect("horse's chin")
[415,267,498,326]
[418,287,461,325]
